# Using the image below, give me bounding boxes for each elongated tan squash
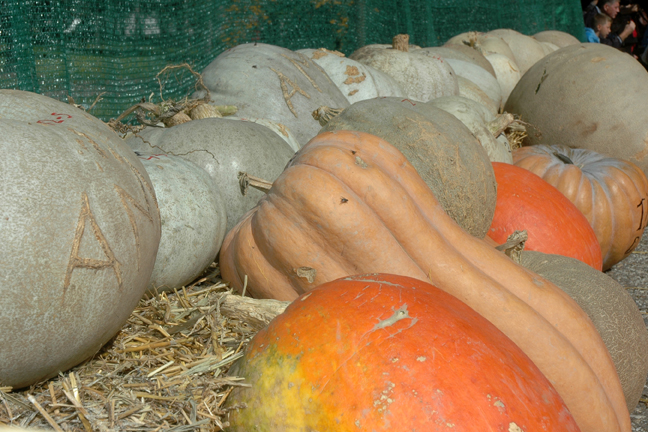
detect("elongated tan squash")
[220,130,629,432]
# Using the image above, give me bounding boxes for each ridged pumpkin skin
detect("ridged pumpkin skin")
[513,145,648,270]
[519,251,648,412]
[505,43,648,175]
[220,130,629,432]
[227,274,581,432]
[488,162,603,270]
[320,97,497,238]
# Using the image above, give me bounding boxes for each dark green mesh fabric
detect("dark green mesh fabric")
[1,0,585,121]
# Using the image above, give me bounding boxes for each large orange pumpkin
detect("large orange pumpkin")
[488,162,603,270]
[220,130,628,432]
[226,274,581,431]
[512,145,648,270]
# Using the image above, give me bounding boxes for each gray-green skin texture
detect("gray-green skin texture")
[520,250,648,412]
[125,118,295,233]
[0,90,161,389]
[194,43,350,147]
[320,97,497,238]
[137,154,227,292]
[505,43,648,176]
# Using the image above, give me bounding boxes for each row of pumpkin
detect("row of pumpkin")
[2,26,648,432]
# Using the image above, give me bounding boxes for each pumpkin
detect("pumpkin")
[513,145,648,270]
[125,118,295,232]
[219,130,629,432]
[456,75,499,115]
[136,153,226,292]
[0,90,161,389]
[418,45,497,77]
[518,250,648,412]
[193,43,349,146]
[486,29,547,74]
[539,41,560,55]
[227,116,301,151]
[439,58,503,110]
[446,32,518,65]
[427,95,513,163]
[349,34,458,102]
[484,52,521,107]
[297,48,405,103]
[533,30,581,48]
[488,162,603,270]
[505,43,648,176]
[226,273,581,431]
[318,97,497,238]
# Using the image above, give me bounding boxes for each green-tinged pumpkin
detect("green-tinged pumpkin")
[220,130,629,432]
[518,250,648,412]
[226,273,581,432]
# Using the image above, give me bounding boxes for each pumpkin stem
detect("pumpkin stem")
[495,230,528,264]
[218,292,288,330]
[238,171,273,196]
[312,106,344,126]
[392,34,410,52]
[487,113,515,137]
[553,152,574,165]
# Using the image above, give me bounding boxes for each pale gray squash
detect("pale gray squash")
[349,35,458,102]
[418,45,496,77]
[297,48,405,104]
[533,30,581,48]
[444,58,503,110]
[505,43,648,175]
[125,118,295,232]
[519,250,648,413]
[484,52,521,106]
[456,75,499,115]
[428,96,513,163]
[486,29,546,74]
[195,43,349,146]
[137,153,227,292]
[0,90,161,389]
[319,97,497,238]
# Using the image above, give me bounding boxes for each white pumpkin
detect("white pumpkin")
[486,29,547,74]
[137,153,227,292]
[533,30,581,48]
[484,52,521,106]
[456,76,499,116]
[0,90,161,389]
[297,48,405,104]
[539,41,560,55]
[349,35,458,102]
[428,95,513,163]
[443,58,503,110]
[195,43,350,146]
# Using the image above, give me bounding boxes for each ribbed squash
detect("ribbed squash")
[220,130,629,432]
[226,274,581,431]
[513,145,648,270]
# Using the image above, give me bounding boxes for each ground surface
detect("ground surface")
[607,234,648,431]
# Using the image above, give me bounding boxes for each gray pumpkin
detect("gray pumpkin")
[320,97,497,238]
[0,90,161,389]
[195,43,349,146]
[519,250,648,412]
[137,153,227,292]
[125,118,295,232]
[505,43,648,175]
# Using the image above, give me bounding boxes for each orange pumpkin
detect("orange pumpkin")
[226,274,581,431]
[220,130,628,432]
[513,145,648,270]
[488,162,603,270]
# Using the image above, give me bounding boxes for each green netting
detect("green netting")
[0,0,585,121]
